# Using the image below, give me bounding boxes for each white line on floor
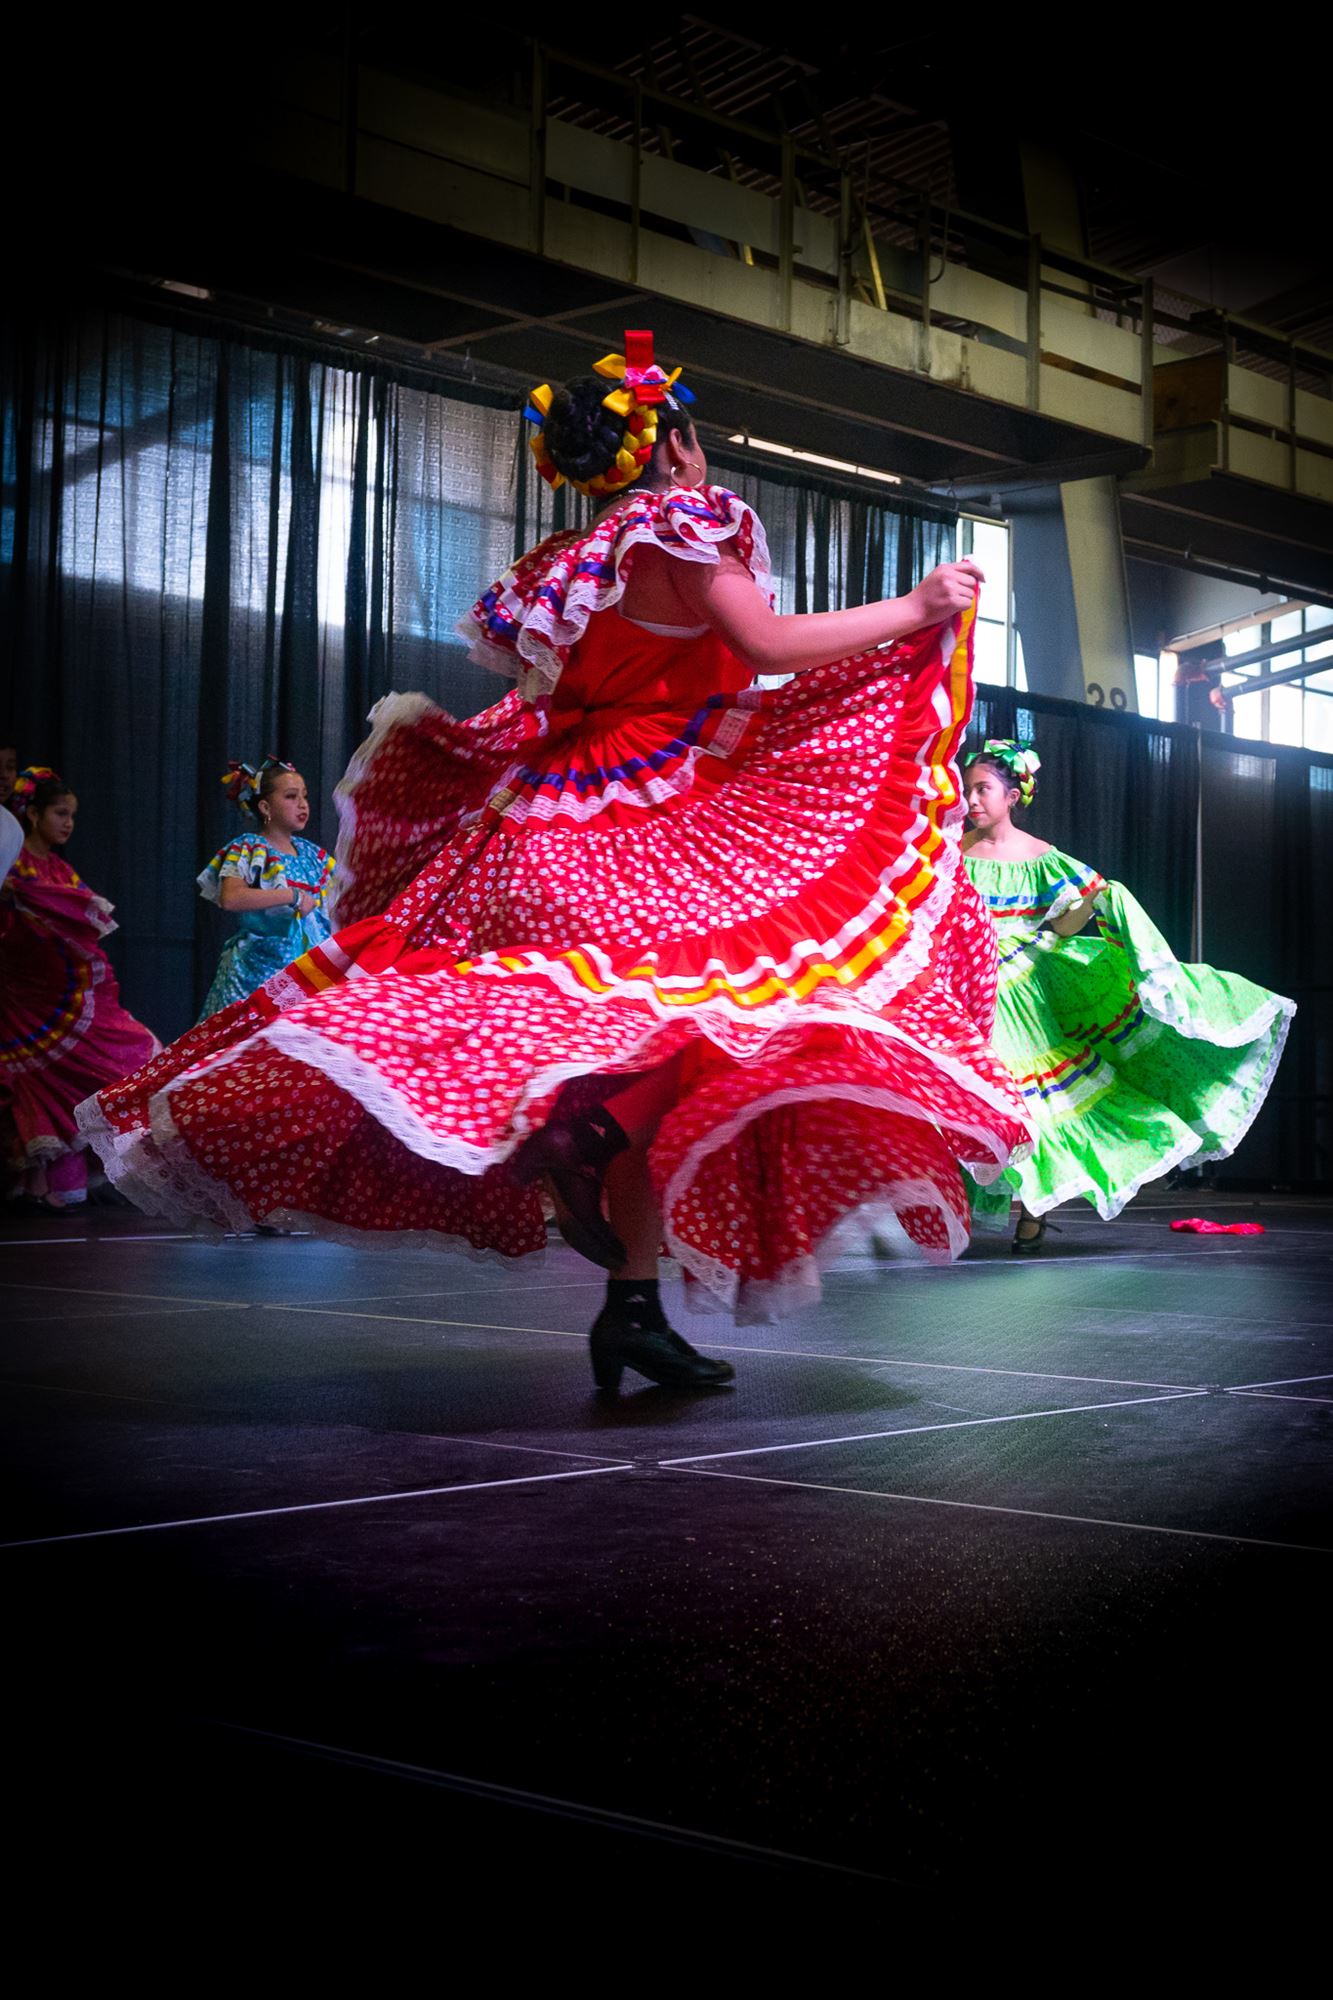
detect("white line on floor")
[1223,1389,1333,1406]
[0,1237,90,1248]
[104,1234,199,1243]
[665,1467,1333,1555]
[1222,1372,1333,1391]
[659,1390,1206,1466]
[0,1279,237,1309]
[266,1305,1214,1393]
[315,1279,604,1307]
[270,1304,588,1339]
[214,1724,892,1880]
[1073,1305,1333,1330]
[0,1462,635,1551]
[828,1249,1248,1275]
[707,1347,1202,1392]
[6,1380,176,1405]
[3,1302,247,1330]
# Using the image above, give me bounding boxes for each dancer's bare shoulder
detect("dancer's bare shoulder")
[962,829,1053,860]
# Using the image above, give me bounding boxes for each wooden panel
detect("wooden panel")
[1041,364,1143,442]
[547,119,839,277]
[1228,365,1286,429]
[546,120,632,207]
[1154,353,1226,430]
[357,137,529,246]
[640,152,781,257]
[931,263,1027,344]
[1229,428,1289,487]
[847,297,925,376]
[958,339,1027,408]
[359,71,528,185]
[636,231,781,321]
[1297,449,1333,504]
[1043,301,1144,383]
[543,201,633,280]
[1296,389,1333,449]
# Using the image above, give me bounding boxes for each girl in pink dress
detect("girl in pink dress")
[2,769,159,1212]
[79,335,1029,1386]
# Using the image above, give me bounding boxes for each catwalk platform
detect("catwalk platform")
[5,1189,1328,1911]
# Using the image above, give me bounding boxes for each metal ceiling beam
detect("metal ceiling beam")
[1195,630,1317,676]
[1223,653,1330,698]
[421,293,648,355]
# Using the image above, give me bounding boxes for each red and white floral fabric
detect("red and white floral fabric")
[79,486,1029,1319]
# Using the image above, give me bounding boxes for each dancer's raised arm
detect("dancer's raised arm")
[669,551,985,676]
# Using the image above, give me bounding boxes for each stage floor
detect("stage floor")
[5,1189,1329,1908]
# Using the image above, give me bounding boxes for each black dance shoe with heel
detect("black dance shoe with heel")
[1011,1213,1060,1255]
[510,1108,630,1270]
[590,1288,736,1394]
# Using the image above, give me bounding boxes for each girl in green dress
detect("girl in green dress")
[961,739,1294,1251]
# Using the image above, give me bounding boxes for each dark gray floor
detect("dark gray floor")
[4,1189,1329,1909]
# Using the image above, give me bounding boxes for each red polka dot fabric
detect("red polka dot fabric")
[79,490,1030,1318]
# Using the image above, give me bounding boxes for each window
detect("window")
[1135,652,1167,720]
[958,515,1015,686]
[1222,606,1333,750]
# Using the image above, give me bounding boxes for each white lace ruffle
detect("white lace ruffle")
[661,1080,987,1319]
[682,1177,970,1326]
[1012,997,1295,1220]
[1133,957,1296,1050]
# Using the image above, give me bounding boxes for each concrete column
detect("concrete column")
[1009,144,1138,710]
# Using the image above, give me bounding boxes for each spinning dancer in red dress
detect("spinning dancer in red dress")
[79,333,1029,1392]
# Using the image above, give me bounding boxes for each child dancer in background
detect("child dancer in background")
[197,758,334,1019]
[0,768,158,1212]
[961,739,1294,1251]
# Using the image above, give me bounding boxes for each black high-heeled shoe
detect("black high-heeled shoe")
[510,1107,630,1271]
[589,1294,736,1394]
[1011,1213,1061,1255]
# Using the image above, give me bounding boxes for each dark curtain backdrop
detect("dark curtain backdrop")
[1,306,956,1042]
[1198,740,1333,1186]
[970,687,1200,957]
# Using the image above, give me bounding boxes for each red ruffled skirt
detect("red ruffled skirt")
[79,608,1029,1319]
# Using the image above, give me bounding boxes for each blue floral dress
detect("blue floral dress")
[197,833,335,1019]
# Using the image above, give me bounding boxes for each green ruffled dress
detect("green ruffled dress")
[963,846,1294,1223]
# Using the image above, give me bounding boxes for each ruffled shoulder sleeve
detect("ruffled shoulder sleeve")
[198,834,268,905]
[458,484,773,702]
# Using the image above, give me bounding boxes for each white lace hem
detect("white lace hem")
[1013,997,1294,1220]
[661,1081,988,1320]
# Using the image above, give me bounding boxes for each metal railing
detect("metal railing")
[536,44,1157,442]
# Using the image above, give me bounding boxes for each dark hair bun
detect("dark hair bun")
[541,375,624,484]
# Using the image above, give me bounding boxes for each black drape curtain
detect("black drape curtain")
[0,308,457,1035]
[707,446,957,613]
[1199,739,1333,1186]
[970,687,1200,957]
[1,307,955,1043]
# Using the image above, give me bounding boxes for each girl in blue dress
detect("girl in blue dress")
[197,758,335,1020]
